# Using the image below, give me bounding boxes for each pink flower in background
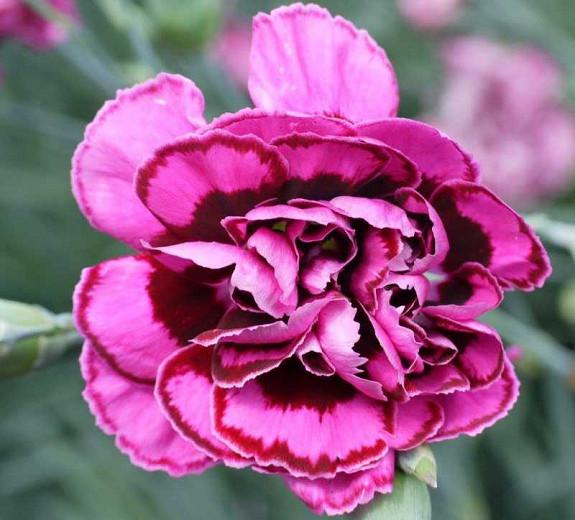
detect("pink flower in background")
[396,0,462,30]
[431,37,575,208]
[72,3,549,516]
[0,0,78,50]
[210,19,251,88]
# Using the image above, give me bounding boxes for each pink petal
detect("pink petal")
[283,452,395,516]
[209,108,355,141]
[316,299,386,400]
[386,397,445,449]
[357,118,478,196]
[438,319,505,389]
[274,133,418,199]
[424,262,503,320]
[432,355,520,441]
[249,3,398,122]
[73,255,226,383]
[81,344,214,476]
[150,240,294,319]
[395,187,450,273]
[296,331,336,377]
[72,74,204,247]
[212,339,301,388]
[213,359,392,478]
[155,345,250,467]
[405,364,470,396]
[351,228,403,308]
[194,293,341,347]
[330,196,417,237]
[136,130,288,243]
[431,180,551,290]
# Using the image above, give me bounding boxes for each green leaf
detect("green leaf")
[353,473,432,520]
[398,445,438,488]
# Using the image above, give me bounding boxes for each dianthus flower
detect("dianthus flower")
[431,37,575,208]
[72,4,550,515]
[0,0,78,50]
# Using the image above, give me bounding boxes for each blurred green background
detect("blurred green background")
[1,0,575,518]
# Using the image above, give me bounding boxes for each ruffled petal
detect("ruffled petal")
[249,3,398,122]
[432,355,520,441]
[316,299,386,400]
[212,359,392,478]
[357,118,479,196]
[209,108,355,141]
[437,319,505,389]
[424,262,503,320]
[136,130,288,243]
[155,345,250,467]
[72,74,205,247]
[283,452,395,516]
[73,255,226,383]
[81,344,214,476]
[274,133,419,199]
[431,180,551,290]
[386,397,445,449]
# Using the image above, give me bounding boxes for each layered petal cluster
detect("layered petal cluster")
[0,0,78,50]
[431,37,575,208]
[72,4,550,516]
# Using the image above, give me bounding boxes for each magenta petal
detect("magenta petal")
[316,299,386,400]
[73,255,225,382]
[431,180,551,290]
[283,452,395,516]
[213,359,390,478]
[438,319,505,389]
[249,3,398,122]
[274,133,417,199]
[194,293,341,347]
[432,355,520,441]
[424,262,503,320]
[386,397,445,450]
[72,74,205,247]
[406,364,470,397]
[136,130,288,243]
[296,331,336,377]
[155,345,250,467]
[357,118,478,196]
[212,339,300,388]
[330,196,417,236]
[209,108,356,141]
[81,344,214,476]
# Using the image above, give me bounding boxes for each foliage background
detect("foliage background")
[1,1,575,519]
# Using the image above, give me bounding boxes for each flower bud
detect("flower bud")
[0,299,80,378]
[398,444,438,488]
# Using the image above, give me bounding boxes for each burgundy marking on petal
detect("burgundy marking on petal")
[155,346,249,465]
[257,358,356,414]
[212,341,299,388]
[147,263,227,345]
[432,192,493,272]
[136,131,288,243]
[388,398,445,450]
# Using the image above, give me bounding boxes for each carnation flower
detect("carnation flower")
[210,18,251,89]
[72,3,550,516]
[396,0,463,31]
[0,0,78,50]
[431,37,575,208]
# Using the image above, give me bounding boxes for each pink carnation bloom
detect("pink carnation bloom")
[396,0,463,30]
[0,0,78,50]
[72,4,550,516]
[210,19,251,88]
[431,37,575,208]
